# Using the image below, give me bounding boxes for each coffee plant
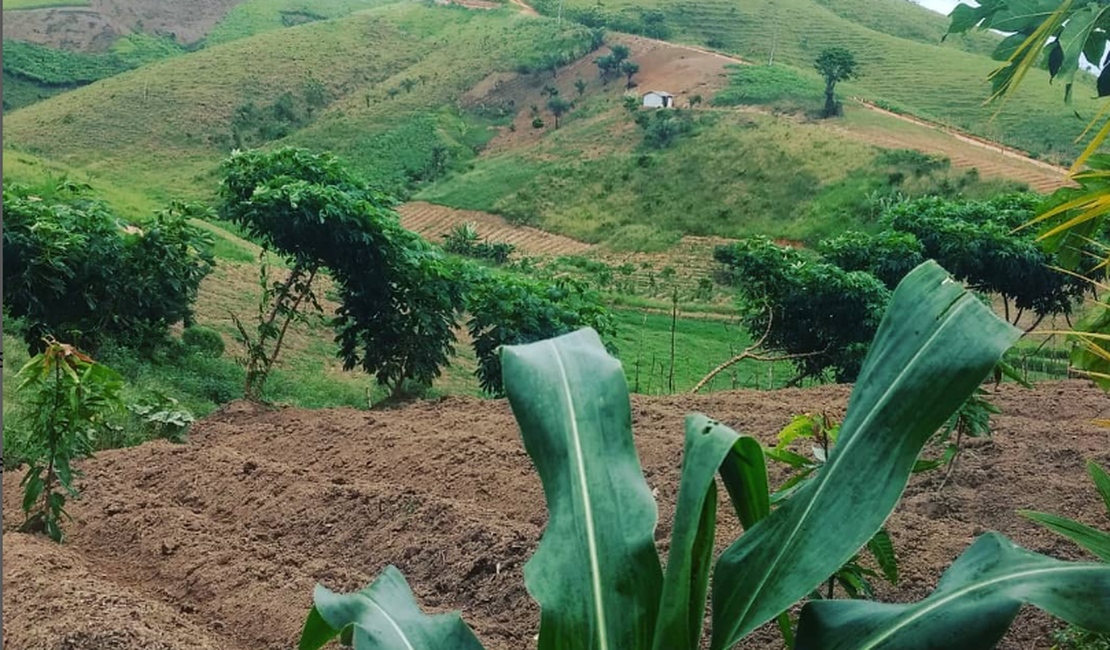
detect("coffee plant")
[15,339,124,542]
[298,263,1110,649]
[3,184,214,353]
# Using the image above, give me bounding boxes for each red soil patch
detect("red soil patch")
[4,381,1108,649]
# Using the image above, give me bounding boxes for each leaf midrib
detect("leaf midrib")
[549,339,609,650]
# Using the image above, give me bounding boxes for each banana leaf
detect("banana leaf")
[502,328,663,650]
[298,566,484,650]
[794,533,1110,650]
[709,261,1020,649]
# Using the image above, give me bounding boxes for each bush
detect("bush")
[466,272,616,396]
[181,325,226,358]
[219,148,468,395]
[2,184,214,354]
[715,237,891,382]
[818,230,925,289]
[443,222,516,264]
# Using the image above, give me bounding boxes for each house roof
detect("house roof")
[644,90,674,97]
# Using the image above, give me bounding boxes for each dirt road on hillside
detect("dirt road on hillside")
[4,381,1109,650]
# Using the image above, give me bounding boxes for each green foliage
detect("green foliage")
[300,263,1109,650]
[181,325,226,358]
[15,340,124,542]
[815,46,858,117]
[442,222,516,264]
[882,195,1090,323]
[126,391,196,444]
[2,183,214,353]
[765,413,901,604]
[1021,460,1110,563]
[714,237,891,382]
[546,95,572,128]
[818,230,926,289]
[638,109,696,149]
[2,35,184,110]
[219,148,467,393]
[466,273,615,396]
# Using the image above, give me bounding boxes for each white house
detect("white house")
[642,90,675,109]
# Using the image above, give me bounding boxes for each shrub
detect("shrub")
[715,237,891,382]
[466,272,615,396]
[443,222,516,264]
[299,263,1110,650]
[3,184,214,353]
[15,339,124,542]
[181,325,226,358]
[818,230,925,289]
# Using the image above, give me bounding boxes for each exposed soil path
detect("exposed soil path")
[4,381,1109,650]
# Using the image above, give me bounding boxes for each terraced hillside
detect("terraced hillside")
[527,0,1104,163]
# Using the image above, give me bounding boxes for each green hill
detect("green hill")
[3,4,592,206]
[529,0,1103,163]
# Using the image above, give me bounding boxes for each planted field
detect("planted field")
[3,381,1106,649]
[399,201,591,256]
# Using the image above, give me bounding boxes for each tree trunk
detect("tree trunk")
[823,80,838,118]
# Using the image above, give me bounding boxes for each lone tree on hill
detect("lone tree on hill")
[815,47,857,118]
[575,77,587,97]
[547,96,571,128]
[620,60,640,89]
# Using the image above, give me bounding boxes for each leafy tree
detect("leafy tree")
[714,237,891,382]
[881,195,1089,327]
[400,78,417,93]
[610,43,630,62]
[466,273,615,396]
[818,230,926,289]
[3,184,214,353]
[689,94,703,108]
[814,47,857,117]
[219,148,468,396]
[15,339,124,542]
[574,77,587,97]
[640,110,694,149]
[547,95,572,128]
[621,59,640,88]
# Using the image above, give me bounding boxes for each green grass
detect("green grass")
[2,0,87,8]
[207,0,400,45]
[2,35,184,111]
[713,63,825,110]
[612,309,795,393]
[3,4,592,204]
[529,0,1102,164]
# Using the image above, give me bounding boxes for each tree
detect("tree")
[465,273,615,396]
[814,47,857,117]
[818,230,926,290]
[621,59,640,88]
[547,95,572,129]
[2,183,214,353]
[714,237,891,383]
[689,94,703,108]
[574,77,587,97]
[610,43,630,62]
[218,148,468,397]
[400,78,417,93]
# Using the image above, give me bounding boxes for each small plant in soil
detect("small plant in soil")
[298,263,1110,650]
[15,338,123,542]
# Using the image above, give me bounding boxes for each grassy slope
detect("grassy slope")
[2,4,589,203]
[532,0,1102,163]
[206,0,399,44]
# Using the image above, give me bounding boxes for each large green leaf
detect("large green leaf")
[652,416,769,650]
[794,533,1110,650]
[1054,4,1108,85]
[298,566,485,650]
[501,328,663,650]
[709,261,1020,649]
[1020,510,1110,561]
[1090,460,1110,516]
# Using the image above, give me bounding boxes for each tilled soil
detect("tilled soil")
[3,381,1109,650]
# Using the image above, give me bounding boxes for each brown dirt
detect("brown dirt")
[398,201,593,257]
[4,381,1109,650]
[2,0,245,51]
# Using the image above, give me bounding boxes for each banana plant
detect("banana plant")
[299,262,1110,650]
